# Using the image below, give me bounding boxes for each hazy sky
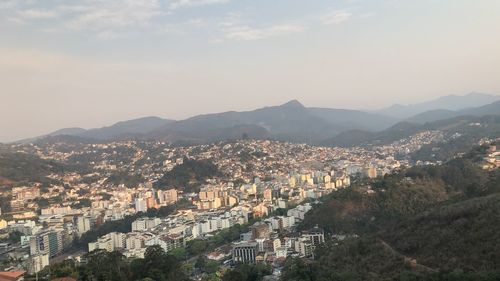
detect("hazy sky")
[1,0,500,142]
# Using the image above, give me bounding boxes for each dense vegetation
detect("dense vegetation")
[104,171,144,188]
[41,246,189,281]
[222,263,273,281]
[0,230,22,244]
[284,148,500,281]
[0,150,66,184]
[0,195,12,214]
[412,135,480,162]
[282,245,500,281]
[155,158,222,192]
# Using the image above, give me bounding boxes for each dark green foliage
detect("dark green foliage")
[129,246,189,281]
[73,198,92,208]
[79,250,130,281]
[412,116,500,162]
[76,215,138,248]
[46,246,188,281]
[222,263,272,281]
[286,152,500,281]
[312,237,425,281]
[35,197,50,208]
[199,258,219,274]
[187,239,209,256]
[155,158,222,192]
[380,194,500,272]
[404,158,490,196]
[412,136,480,162]
[399,271,500,281]
[0,195,12,213]
[40,259,79,279]
[169,247,187,261]
[273,208,287,216]
[105,171,144,188]
[0,150,66,184]
[281,258,315,281]
[0,231,23,244]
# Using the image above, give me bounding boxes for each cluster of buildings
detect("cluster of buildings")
[229,202,324,266]
[0,135,445,275]
[482,143,500,170]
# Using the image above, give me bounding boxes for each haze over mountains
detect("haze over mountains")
[20,93,500,145]
[406,99,500,124]
[375,92,500,118]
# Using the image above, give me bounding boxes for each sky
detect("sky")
[1,0,500,142]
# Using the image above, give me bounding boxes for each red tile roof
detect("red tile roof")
[0,271,25,281]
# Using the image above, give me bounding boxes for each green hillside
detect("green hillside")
[0,149,68,184]
[285,150,500,280]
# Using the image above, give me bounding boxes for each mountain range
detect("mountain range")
[375,92,500,118]
[406,99,500,124]
[19,93,500,145]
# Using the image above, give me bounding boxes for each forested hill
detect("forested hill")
[0,149,68,184]
[154,158,222,192]
[285,146,500,281]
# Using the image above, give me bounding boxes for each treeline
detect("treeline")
[222,263,272,281]
[40,246,189,281]
[281,253,500,281]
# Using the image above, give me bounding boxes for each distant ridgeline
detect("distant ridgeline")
[17,94,500,146]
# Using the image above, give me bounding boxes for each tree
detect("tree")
[7,231,22,244]
[36,198,50,208]
[81,249,130,281]
[281,258,314,281]
[222,263,272,281]
[131,245,189,281]
[170,247,187,261]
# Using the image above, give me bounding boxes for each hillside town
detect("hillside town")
[0,131,460,278]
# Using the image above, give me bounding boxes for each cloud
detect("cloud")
[4,0,305,41]
[320,10,352,25]
[224,24,305,41]
[2,0,230,39]
[66,0,164,31]
[18,9,58,19]
[217,12,305,41]
[169,0,230,10]
[0,0,35,10]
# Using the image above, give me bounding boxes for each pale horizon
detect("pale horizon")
[1,0,500,142]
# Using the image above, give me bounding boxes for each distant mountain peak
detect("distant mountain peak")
[280,99,305,108]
